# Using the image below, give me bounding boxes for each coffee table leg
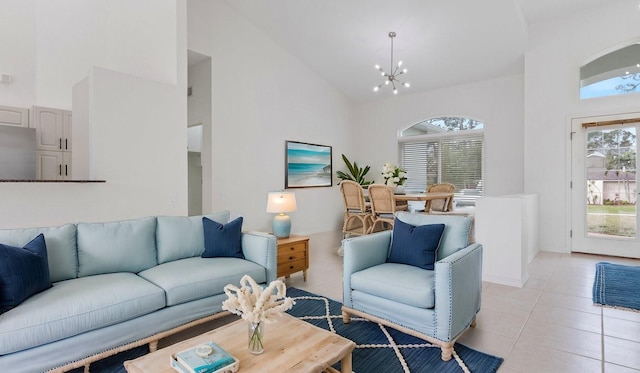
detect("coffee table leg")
[340,353,352,373]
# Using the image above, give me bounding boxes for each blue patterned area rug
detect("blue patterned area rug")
[593,261,640,311]
[69,287,503,373]
[286,288,503,373]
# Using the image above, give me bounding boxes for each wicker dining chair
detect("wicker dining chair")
[367,184,408,233]
[424,183,456,212]
[340,180,372,238]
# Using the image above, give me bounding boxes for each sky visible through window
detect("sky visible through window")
[581,74,640,99]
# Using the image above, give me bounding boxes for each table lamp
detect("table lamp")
[266,191,297,238]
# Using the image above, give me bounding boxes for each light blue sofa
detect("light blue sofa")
[0,211,276,373]
[341,212,482,361]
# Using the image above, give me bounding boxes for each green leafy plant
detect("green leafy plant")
[336,154,373,186]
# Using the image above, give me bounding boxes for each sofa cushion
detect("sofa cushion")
[77,217,157,277]
[0,224,77,282]
[395,212,472,260]
[0,272,165,355]
[350,263,436,309]
[156,212,231,264]
[138,257,266,306]
[202,217,244,259]
[0,234,52,314]
[388,220,445,270]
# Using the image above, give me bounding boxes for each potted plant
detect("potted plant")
[336,154,373,186]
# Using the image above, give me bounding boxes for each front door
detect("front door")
[571,114,639,258]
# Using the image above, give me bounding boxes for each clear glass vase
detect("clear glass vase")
[248,322,264,354]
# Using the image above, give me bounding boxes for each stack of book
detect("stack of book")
[170,341,239,373]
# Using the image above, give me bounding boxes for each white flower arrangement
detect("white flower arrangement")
[382,163,407,186]
[221,275,295,325]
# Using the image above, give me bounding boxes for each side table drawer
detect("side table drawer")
[278,241,307,256]
[277,242,307,262]
[278,258,307,276]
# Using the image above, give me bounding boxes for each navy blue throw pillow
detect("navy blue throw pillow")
[387,219,445,270]
[0,234,52,314]
[202,217,244,259]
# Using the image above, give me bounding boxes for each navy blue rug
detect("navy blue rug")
[67,345,149,373]
[593,261,640,311]
[69,288,502,373]
[286,288,503,373]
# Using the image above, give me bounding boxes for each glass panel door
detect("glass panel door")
[571,116,639,258]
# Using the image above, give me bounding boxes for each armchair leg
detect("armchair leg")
[470,317,477,328]
[342,309,351,324]
[440,343,454,361]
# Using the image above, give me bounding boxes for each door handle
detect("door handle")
[65,138,68,150]
[65,165,68,176]
[59,164,62,176]
[59,138,62,150]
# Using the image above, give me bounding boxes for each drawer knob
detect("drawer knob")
[289,256,294,260]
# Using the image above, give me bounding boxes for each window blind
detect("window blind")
[401,136,484,201]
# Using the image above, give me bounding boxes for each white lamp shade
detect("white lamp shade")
[266,192,297,213]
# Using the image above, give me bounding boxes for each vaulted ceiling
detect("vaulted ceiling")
[222,0,626,102]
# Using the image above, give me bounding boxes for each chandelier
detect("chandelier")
[373,31,410,94]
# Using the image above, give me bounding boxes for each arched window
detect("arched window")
[400,117,484,207]
[580,43,640,99]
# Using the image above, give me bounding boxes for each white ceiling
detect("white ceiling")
[222,0,628,103]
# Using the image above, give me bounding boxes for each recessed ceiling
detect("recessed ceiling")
[223,0,629,103]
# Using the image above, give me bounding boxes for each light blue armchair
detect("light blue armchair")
[341,212,482,361]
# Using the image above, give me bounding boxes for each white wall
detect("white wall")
[6,0,636,250]
[0,0,178,110]
[0,66,187,228]
[0,1,188,228]
[354,74,525,197]
[187,0,353,234]
[524,1,640,252]
[0,0,36,107]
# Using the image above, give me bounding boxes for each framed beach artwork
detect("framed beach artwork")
[285,141,333,188]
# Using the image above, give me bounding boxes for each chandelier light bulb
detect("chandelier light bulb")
[372,31,410,95]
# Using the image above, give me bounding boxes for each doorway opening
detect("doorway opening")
[187,50,212,216]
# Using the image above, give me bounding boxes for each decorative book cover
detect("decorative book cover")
[170,341,238,373]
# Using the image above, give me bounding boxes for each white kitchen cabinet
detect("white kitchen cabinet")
[36,151,72,180]
[63,110,72,151]
[30,106,72,152]
[31,106,72,179]
[0,105,29,127]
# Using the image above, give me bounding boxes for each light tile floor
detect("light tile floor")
[283,230,640,373]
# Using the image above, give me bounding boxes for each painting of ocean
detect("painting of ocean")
[286,141,332,188]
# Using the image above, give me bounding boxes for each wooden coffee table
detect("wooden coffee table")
[124,313,355,373]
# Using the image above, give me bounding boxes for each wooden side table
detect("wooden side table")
[276,235,309,281]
